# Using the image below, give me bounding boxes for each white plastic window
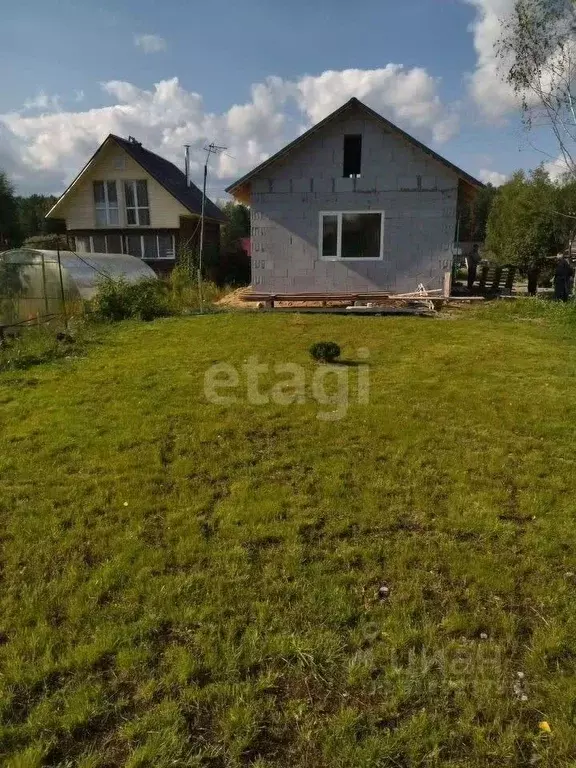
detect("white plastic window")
[93,181,119,226]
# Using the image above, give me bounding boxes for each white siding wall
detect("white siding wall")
[56,141,191,230]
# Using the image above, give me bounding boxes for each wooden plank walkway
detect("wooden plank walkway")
[241,292,486,308]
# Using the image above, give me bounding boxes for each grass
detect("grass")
[0,321,99,373]
[2,301,576,766]
[0,276,227,374]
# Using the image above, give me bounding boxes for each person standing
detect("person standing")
[554,254,574,301]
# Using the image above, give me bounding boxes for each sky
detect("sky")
[0,0,565,199]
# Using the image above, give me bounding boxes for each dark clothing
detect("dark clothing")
[467,247,480,291]
[554,258,575,301]
[467,263,478,291]
[527,268,539,297]
[554,277,571,301]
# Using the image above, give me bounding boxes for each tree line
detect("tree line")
[0,169,250,253]
[0,169,252,284]
[464,168,576,292]
[0,171,59,249]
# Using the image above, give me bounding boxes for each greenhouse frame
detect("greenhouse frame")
[0,249,156,330]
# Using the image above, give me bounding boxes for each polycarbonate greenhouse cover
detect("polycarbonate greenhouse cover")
[0,249,157,300]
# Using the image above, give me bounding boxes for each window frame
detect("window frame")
[91,233,107,253]
[93,180,119,227]
[78,234,126,254]
[124,233,176,260]
[74,232,175,259]
[104,233,124,254]
[319,211,385,262]
[74,235,91,253]
[156,233,176,260]
[124,180,150,227]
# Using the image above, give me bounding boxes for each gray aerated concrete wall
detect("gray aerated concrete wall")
[249,105,459,294]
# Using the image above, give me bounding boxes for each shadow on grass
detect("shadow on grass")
[312,358,369,367]
[331,359,366,368]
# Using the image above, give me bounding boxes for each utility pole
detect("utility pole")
[198,142,226,313]
[56,235,68,330]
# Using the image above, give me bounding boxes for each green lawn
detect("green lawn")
[2,305,576,767]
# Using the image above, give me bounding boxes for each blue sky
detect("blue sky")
[1,0,475,110]
[0,0,560,195]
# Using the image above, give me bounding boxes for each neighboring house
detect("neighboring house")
[46,135,226,274]
[226,98,484,295]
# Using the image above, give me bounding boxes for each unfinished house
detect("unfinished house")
[226,98,484,295]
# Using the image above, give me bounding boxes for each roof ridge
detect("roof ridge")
[113,135,184,174]
[226,97,484,193]
[46,134,227,224]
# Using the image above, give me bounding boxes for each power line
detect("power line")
[182,217,201,252]
[68,248,113,280]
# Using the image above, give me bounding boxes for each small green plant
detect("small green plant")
[309,341,341,363]
[174,248,198,286]
[92,277,172,322]
[127,279,171,321]
[23,233,69,250]
[170,262,195,297]
[169,267,226,312]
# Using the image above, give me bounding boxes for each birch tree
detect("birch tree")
[499,0,576,175]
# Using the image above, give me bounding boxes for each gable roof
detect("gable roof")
[47,135,226,223]
[226,97,484,196]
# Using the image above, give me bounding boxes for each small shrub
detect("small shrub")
[92,278,172,322]
[168,269,226,313]
[170,263,195,297]
[309,341,341,363]
[128,279,171,321]
[23,234,70,250]
[91,278,130,322]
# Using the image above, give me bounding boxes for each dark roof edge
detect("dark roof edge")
[46,137,114,218]
[47,134,226,223]
[109,136,226,223]
[226,97,485,194]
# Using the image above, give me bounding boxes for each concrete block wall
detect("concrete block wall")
[250,105,459,294]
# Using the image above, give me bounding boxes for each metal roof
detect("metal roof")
[111,136,227,223]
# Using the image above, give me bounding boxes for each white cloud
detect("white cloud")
[1,67,460,195]
[464,0,576,123]
[464,0,520,119]
[295,66,459,143]
[23,90,61,112]
[544,155,571,181]
[478,168,508,185]
[134,34,167,53]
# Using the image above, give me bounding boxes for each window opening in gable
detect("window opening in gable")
[343,134,362,178]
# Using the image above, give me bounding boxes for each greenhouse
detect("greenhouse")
[0,249,156,330]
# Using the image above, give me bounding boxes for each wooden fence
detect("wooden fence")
[478,264,516,294]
